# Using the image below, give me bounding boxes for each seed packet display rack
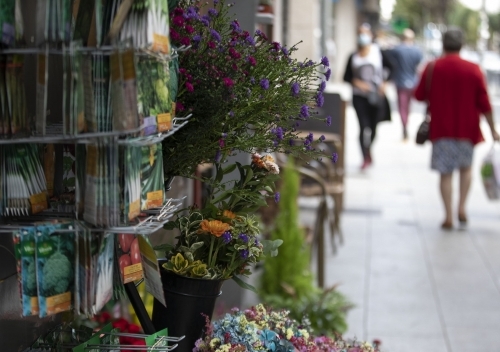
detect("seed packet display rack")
[0,43,191,347]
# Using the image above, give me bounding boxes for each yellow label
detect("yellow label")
[128,199,140,220]
[146,190,163,209]
[122,49,136,81]
[31,297,39,315]
[152,33,170,53]
[123,263,143,283]
[46,292,71,315]
[30,192,48,214]
[171,102,176,118]
[37,54,46,85]
[157,113,171,132]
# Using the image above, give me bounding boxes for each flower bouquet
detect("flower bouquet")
[194,304,381,352]
[163,0,335,178]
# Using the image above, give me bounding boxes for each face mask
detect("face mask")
[358,34,372,47]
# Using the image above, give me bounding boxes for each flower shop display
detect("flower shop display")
[193,304,381,352]
[152,154,283,352]
[162,0,335,178]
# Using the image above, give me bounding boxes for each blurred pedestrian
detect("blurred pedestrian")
[414,27,500,230]
[343,23,393,170]
[388,29,423,140]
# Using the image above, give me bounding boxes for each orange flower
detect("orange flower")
[199,220,230,237]
[222,210,236,219]
[252,154,266,169]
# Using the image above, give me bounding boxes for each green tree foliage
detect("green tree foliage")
[447,3,480,47]
[260,157,314,298]
[392,0,455,33]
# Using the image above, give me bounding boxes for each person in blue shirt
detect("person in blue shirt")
[388,29,423,140]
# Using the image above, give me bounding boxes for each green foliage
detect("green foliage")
[260,157,313,298]
[392,0,455,31]
[447,3,480,46]
[259,157,351,335]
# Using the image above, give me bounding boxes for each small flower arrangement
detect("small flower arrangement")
[157,154,283,289]
[193,304,382,352]
[163,0,335,177]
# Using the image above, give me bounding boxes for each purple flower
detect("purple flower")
[247,56,257,66]
[260,78,270,90]
[221,132,228,138]
[208,8,218,17]
[272,127,284,141]
[246,36,255,46]
[319,135,326,142]
[306,133,314,143]
[321,56,330,67]
[255,29,263,36]
[291,82,300,97]
[210,29,221,42]
[239,249,249,259]
[331,152,338,163]
[250,77,255,84]
[282,47,289,56]
[306,60,314,67]
[300,105,310,118]
[229,111,234,117]
[213,0,219,4]
[316,93,324,107]
[186,7,198,19]
[230,20,240,31]
[201,15,210,26]
[215,149,222,163]
[289,139,295,146]
[239,233,249,243]
[325,68,332,81]
[222,231,232,244]
[274,192,280,203]
[192,34,202,42]
[326,115,332,126]
[319,81,326,93]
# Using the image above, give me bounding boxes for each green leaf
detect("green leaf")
[153,243,174,252]
[222,163,237,175]
[244,168,254,185]
[164,221,178,231]
[261,239,283,257]
[190,242,204,251]
[232,275,258,293]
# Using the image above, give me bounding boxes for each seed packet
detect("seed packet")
[35,222,75,317]
[20,227,39,316]
[0,55,7,136]
[92,232,114,314]
[140,144,165,210]
[117,233,143,284]
[70,40,86,134]
[147,0,171,54]
[5,54,28,136]
[72,0,95,46]
[83,144,99,225]
[138,235,165,306]
[82,55,96,133]
[123,146,141,222]
[76,221,89,315]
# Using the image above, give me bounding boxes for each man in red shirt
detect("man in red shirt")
[415,27,500,229]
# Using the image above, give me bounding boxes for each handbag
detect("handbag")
[415,61,435,145]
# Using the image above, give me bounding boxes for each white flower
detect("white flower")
[264,161,280,174]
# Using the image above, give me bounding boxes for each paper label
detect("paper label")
[157,113,171,132]
[138,236,166,306]
[128,199,140,220]
[146,190,163,209]
[123,263,143,284]
[30,297,39,315]
[30,192,48,214]
[46,292,71,315]
[122,49,136,80]
[152,33,169,53]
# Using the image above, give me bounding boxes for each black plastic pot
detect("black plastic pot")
[152,263,224,352]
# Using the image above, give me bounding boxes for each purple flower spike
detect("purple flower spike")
[326,115,332,126]
[210,29,221,42]
[215,149,222,163]
[325,68,332,81]
[321,56,330,67]
[238,233,249,243]
[274,192,280,203]
[300,105,310,118]
[222,231,232,244]
[192,34,202,42]
[319,81,326,93]
[331,153,338,163]
[239,249,249,259]
[282,47,289,56]
[319,135,326,142]
[291,82,300,97]
[208,8,218,17]
[260,78,270,90]
[316,93,324,107]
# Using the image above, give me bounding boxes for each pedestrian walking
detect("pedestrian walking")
[387,29,423,140]
[414,27,500,229]
[343,23,393,170]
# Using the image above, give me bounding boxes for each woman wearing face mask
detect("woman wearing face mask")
[343,23,393,170]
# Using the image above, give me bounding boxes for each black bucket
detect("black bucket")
[152,264,224,352]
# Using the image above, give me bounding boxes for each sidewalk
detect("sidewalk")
[300,89,500,352]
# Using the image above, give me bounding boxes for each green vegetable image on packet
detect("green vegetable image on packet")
[20,227,39,316]
[35,222,75,317]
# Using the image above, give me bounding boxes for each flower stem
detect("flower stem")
[209,236,215,268]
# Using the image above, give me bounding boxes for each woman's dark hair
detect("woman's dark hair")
[443,27,464,52]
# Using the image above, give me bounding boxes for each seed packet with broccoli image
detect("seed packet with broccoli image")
[35,222,75,317]
[140,144,165,211]
[20,227,39,316]
[92,232,114,314]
